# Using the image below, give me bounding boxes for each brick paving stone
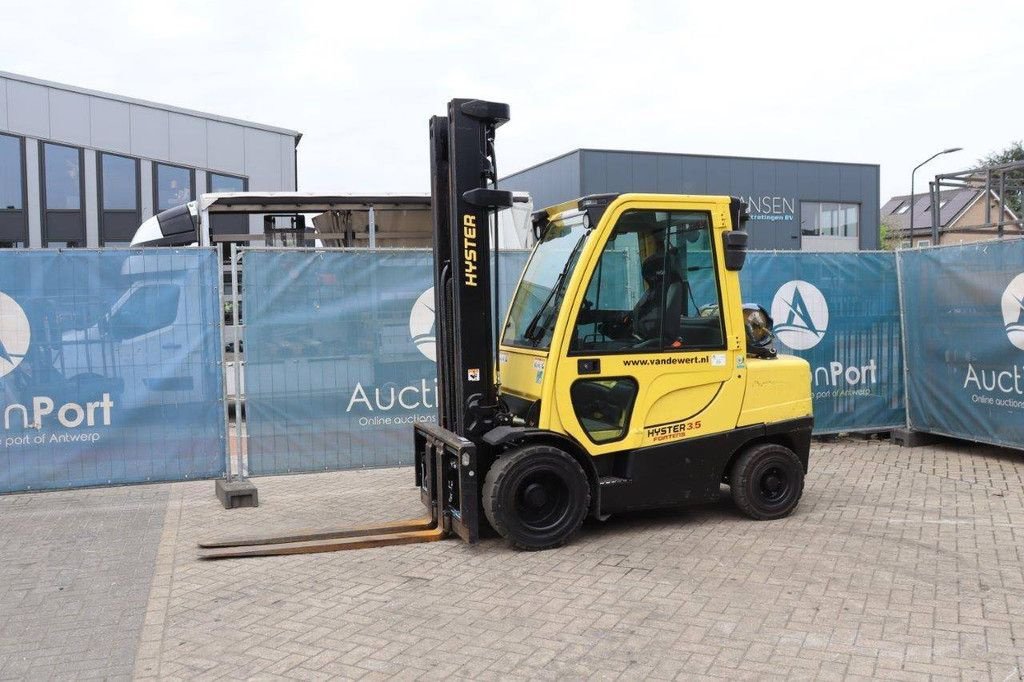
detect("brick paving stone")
[2,436,1024,679]
[139,437,1024,680]
[0,484,168,680]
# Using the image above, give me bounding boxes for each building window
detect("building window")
[207,173,249,239]
[0,134,27,248]
[99,153,141,245]
[154,163,194,211]
[916,238,932,248]
[800,202,859,238]
[41,143,85,247]
[43,143,82,210]
[208,172,247,193]
[101,154,138,210]
[900,240,912,249]
[896,203,910,215]
[0,134,23,211]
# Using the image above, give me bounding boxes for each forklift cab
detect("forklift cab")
[496,193,811,516]
[501,195,747,446]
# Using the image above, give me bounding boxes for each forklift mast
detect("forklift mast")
[428,100,514,438]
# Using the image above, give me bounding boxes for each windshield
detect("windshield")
[503,213,590,349]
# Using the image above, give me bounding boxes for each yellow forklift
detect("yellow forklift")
[199,99,812,558]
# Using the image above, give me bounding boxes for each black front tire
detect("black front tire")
[730,443,805,520]
[483,444,591,551]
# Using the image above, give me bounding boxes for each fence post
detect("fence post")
[894,249,911,430]
[231,243,246,479]
[213,243,259,508]
[217,243,232,482]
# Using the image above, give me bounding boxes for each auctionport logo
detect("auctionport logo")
[771,280,829,351]
[0,291,31,379]
[1003,273,1024,351]
[409,287,437,362]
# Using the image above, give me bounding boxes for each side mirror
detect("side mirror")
[531,211,549,242]
[723,231,748,271]
[743,304,777,358]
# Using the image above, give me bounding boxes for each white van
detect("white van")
[60,251,219,409]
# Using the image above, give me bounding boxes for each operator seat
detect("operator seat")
[633,252,683,345]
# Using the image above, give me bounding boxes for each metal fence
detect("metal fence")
[898,238,1024,448]
[0,248,226,492]
[238,248,911,475]
[740,251,905,434]
[3,238,1021,494]
[238,248,528,475]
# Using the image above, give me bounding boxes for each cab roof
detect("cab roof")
[534,193,739,234]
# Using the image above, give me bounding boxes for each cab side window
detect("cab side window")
[570,210,725,353]
[108,284,181,340]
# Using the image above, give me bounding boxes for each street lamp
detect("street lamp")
[909,147,962,244]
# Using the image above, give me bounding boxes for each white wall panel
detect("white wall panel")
[206,120,245,174]
[129,105,169,159]
[83,148,99,247]
[0,78,8,130]
[89,98,131,154]
[280,136,296,189]
[24,139,41,247]
[48,89,91,146]
[169,113,207,168]
[243,128,282,190]
[140,159,153,220]
[5,80,50,138]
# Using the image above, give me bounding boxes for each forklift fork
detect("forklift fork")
[197,423,479,559]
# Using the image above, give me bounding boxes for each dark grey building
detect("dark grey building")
[0,70,300,248]
[502,149,880,251]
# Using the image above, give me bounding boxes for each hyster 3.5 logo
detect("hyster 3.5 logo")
[771,280,829,351]
[410,287,437,362]
[1003,273,1024,351]
[0,291,31,379]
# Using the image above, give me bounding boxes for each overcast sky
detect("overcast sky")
[2,0,1021,201]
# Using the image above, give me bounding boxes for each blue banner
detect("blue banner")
[0,249,225,492]
[243,249,908,475]
[242,249,529,474]
[899,239,1024,448]
[740,252,904,433]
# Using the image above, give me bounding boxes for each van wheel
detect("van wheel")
[483,444,590,551]
[730,443,804,520]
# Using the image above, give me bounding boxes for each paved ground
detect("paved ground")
[0,485,167,679]
[0,437,1022,680]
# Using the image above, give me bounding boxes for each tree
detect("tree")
[879,218,901,250]
[978,141,1023,215]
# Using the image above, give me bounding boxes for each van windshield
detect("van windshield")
[502,213,590,350]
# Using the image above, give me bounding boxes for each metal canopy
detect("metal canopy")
[199,192,432,214]
[928,161,1024,242]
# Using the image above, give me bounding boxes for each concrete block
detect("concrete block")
[891,428,939,448]
[215,478,258,509]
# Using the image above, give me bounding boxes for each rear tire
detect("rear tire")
[483,444,590,551]
[730,443,804,520]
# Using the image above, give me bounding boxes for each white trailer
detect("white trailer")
[129,192,535,402]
